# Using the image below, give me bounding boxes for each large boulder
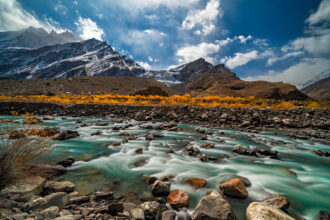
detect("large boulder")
[246,202,295,220]
[23,117,42,124]
[54,130,79,140]
[44,192,69,210]
[130,208,145,220]
[184,178,207,189]
[219,178,248,199]
[260,196,290,210]
[27,127,60,137]
[151,180,171,197]
[167,190,189,209]
[56,157,75,167]
[44,181,75,193]
[162,210,176,220]
[38,206,59,219]
[27,164,66,179]
[191,190,237,220]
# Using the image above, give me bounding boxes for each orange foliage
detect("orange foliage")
[0,94,328,109]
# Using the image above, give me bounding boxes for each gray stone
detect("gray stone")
[44,192,69,210]
[130,208,145,220]
[140,201,160,220]
[38,206,59,219]
[162,210,176,220]
[45,181,75,193]
[191,190,237,220]
[246,202,295,220]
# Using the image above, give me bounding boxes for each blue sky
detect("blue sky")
[0,0,330,87]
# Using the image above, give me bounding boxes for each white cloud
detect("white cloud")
[267,51,304,66]
[221,50,259,69]
[73,1,78,5]
[182,0,221,35]
[137,61,151,70]
[98,14,104,20]
[235,35,252,44]
[244,58,330,87]
[306,0,330,25]
[148,56,153,62]
[176,42,221,63]
[289,33,330,56]
[123,29,166,52]
[75,16,105,40]
[108,0,199,10]
[283,0,330,56]
[54,1,67,15]
[0,0,63,32]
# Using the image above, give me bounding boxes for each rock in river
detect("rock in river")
[191,190,237,220]
[219,178,248,199]
[167,190,189,209]
[246,202,294,220]
[151,180,171,197]
[54,130,79,140]
[184,178,207,189]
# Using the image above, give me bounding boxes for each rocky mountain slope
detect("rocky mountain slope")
[0,76,175,96]
[301,77,330,101]
[0,38,146,80]
[172,63,309,100]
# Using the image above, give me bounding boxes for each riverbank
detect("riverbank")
[0,101,329,140]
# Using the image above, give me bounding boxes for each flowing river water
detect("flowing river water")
[1,115,330,219]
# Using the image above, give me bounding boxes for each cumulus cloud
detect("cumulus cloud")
[123,29,166,52]
[306,0,330,25]
[176,42,221,63]
[220,50,259,69]
[0,0,64,32]
[137,61,151,70]
[267,51,304,66]
[54,1,67,15]
[282,0,330,56]
[235,35,252,44]
[244,58,330,87]
[182,0,221,35]
[75,16,105,40]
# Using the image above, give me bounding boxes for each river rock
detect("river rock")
[191,190,237,220]
[251,147,278,159]
[38,206,59,219]
[43,115,55,120]
[23,117,42,124]
[91,130,102,136]
[167,190,189,209]
[184,145,200,156]
[9,130,26,139]
[184,178,207,189]
[0,176,46,202]
[44,192,69,210]
[219,178,248,199]
[140,201,160,220]
[162,210,176,220]
[151,180,171,197]
[69,195,90,204]
[233,144,248,155]
[261,196,290,210]
[246,202,295,220]
[57,156,75,167]
[201,143,214,149]
[27,164,66,179]
[317,210,330,220]
[95,121,108,126]
[54,130,79,140]
[144,176,158,185]
[94,191,114,201]
[108,202,124,215]
[45,181,75,193]
[145,133,154,140]
[130,208,145,220]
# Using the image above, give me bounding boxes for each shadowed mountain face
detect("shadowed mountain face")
[301,77,330,101]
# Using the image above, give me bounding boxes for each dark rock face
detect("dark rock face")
[151,180,171,197]
[134,86,169,97]
[184,145,200,156]
[317,210,330,220]
[56,156,75,167]
[54,130,79,140]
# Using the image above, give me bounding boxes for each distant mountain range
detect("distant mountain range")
[302,76,330,101]
[0,27,316,100]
